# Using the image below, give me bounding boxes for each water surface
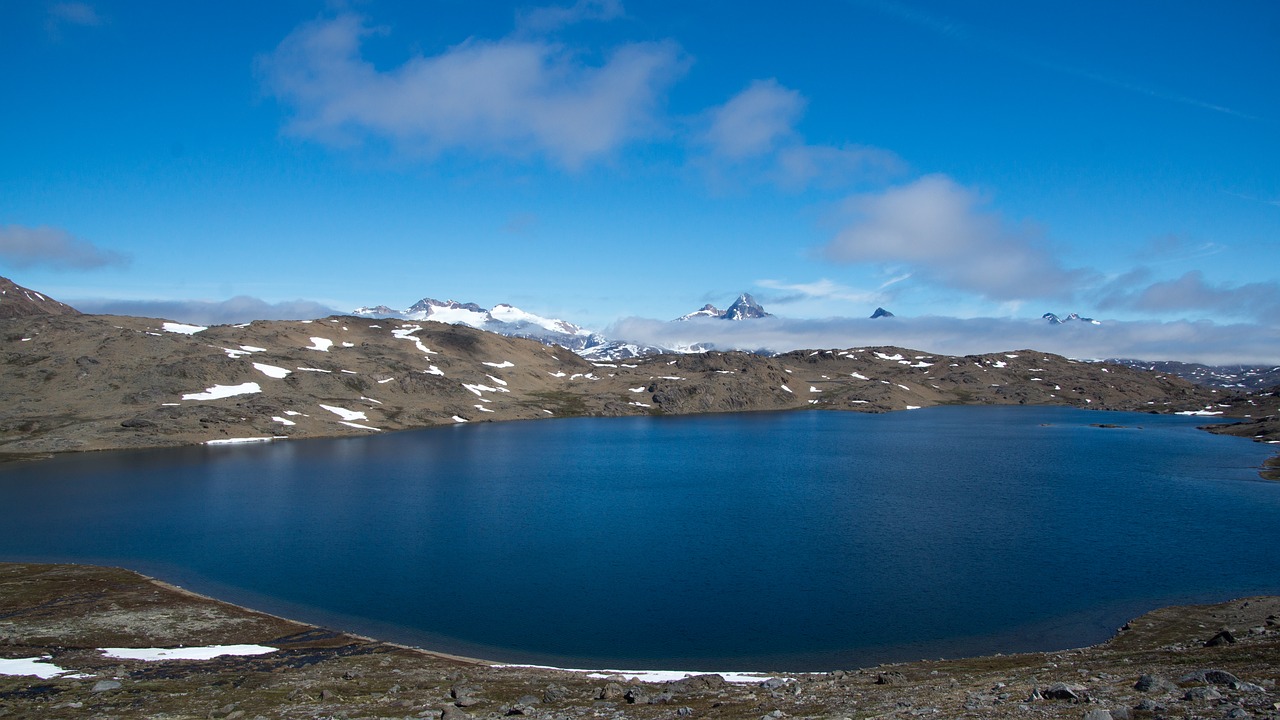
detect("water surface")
[1,406,1277,670]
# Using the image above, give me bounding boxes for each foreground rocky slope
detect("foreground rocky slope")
[2,312,1261,460]
[1,563,1278,719]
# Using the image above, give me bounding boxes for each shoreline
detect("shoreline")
[2,562,1278,719]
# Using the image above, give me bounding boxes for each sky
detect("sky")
[2,1,1278,364]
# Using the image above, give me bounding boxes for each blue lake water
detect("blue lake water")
[1,406,1278,671]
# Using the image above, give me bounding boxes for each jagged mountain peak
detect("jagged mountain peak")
[723,293,771,320]
[1044,312,1101,325]
[870,307,895,319]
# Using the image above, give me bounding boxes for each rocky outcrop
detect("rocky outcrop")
[0,276,79,319]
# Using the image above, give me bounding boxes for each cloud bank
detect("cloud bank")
[823,175,1091,301]
[71,296,341,326]
[259,14,686,168]
[608,315,1280,366]
[0,225,129,270]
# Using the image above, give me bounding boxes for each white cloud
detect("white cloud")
[0,225,128,270]
[1098,270,1280,324]
[608,315,1280,366]
[71,296,341,326]
[822,174,1091,300]
[259,14,687,169]
[700,79,805,159]
[757,278,882,305]
[517,0,625,33]
[695,80,903,189]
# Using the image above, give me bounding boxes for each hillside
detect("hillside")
[0,277,79,319]
[2,311,1261,461]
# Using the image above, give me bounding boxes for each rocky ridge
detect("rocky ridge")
[3,312,1268,461]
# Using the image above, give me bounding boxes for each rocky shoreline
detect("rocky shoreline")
[1,563,1278,719]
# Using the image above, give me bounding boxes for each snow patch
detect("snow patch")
[306,337,334,352]
[182,382,261,401]
[101,645,277,661]
[0,656,72,678]
[320,404,368,422]
[162,322,206,335]
[253,363,291,379]
[205,437,278,445]
[483,360,515,368]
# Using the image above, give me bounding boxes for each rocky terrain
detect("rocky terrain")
[2,562,1278,720]
[0,277,79,320]
[5,309,1274,462]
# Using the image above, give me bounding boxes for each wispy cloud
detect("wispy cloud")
[757,278,883,305]
[48,2,102,28]
[1098,270,1280,325]
[608,315,1280,365]
[0,225,129,270]
[516,0,625,33]
[821,175,1092,301]
[856,0,1257,121]
[71,296,341,326]
[694,79,904,189]
[258,13,687,169]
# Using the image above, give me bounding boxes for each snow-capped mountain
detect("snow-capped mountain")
[1043,312,1101,325]
[870,307,895,319]
[353,297,606,352]
[676,293,772,321]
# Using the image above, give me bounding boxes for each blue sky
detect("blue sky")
[3,1,1278,363]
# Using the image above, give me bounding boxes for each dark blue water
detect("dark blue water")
[1,407,1277,670]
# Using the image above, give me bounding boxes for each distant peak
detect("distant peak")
[722,293,771,320]
[870,307,895,319]
[1044,312,1100,325]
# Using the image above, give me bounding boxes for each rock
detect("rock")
[667,673,727,693]
[1232,680,1267,693]
[542,684,569,703]
[91,680,121,692]
[761,677,788,690]
[1081,710,1113,720]
[504,704,533,716]
[1043,682,1087,702]
[1205,630,1237,646]
[624,688,649,705]
[1225,707,1251,719]
[1184,686,1224,701]
[1179,669,1241,686]
[875,671,906,685]
[1133,698,1166,714]
[597,682,625,700]
[440,706,472,720]
[515,694,539,706]
[1134,674,1175,693]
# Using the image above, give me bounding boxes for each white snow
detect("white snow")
[424,366,445,376]
[906,405,921,410]
[182,382,261,401]
[205,437,278,445]
[483,360,515,368]
[340,370,358,375]
[992,360,1007,368]
[781,385,792,393]
[100,645,277,661]
[897,384,910,391]
[463,383,508,397]
[659,376,684,380]
[629,387,647,393]
[360,396,382,404]
[0,656,72,678]
[342,342,355,348]
[306,337,333,352]
[850,372,869,380]
[809,386,820,393]
[162,322,206,335]
[392,325,438,355]
[339,421,381,431]
[1175,410,1224,416]
[452,415,469,423]
[474,404,494,413]
[272,416,296,426]
[240,345,266,353]
[496,665,787,685]
[874,352,904,361]
[320,405,368,422]
[548,371,567,378]
[486,375,508,386]
[296,367,332,373]
[378,377,395,383]
[253,363,291,379]
[1005,354,1020,358]
[909,362,933,368]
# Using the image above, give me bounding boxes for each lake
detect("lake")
[1,406,1278,671]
